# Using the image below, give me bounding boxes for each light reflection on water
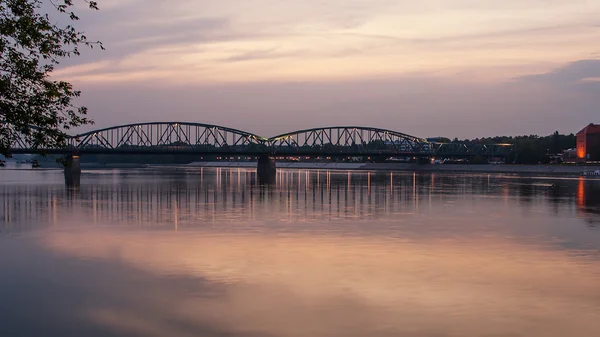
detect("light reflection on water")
[1,167,600,337]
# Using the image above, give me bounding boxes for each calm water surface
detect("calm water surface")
[1,166,600,337]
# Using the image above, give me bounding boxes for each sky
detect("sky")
[53,0,600,139]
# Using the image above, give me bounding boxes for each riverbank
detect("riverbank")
[5,161,592,176]
[186,161,590,175]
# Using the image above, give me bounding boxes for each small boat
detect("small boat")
[582,169,600,176]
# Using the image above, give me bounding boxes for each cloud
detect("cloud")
[52,1,599,75]
[37,0,600,138]
[222,48,309,62]
[519,59,600,84]
[353,22,596,47]
[39,0,599,86]
[59,14,234,66]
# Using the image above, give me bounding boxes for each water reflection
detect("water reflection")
[2,169,599,229]
[577,177,600,226]
[1,168,600,337]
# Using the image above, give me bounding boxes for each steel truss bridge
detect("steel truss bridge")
[8,122,512,158]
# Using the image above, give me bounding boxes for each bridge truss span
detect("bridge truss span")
[67,122,268,154]
[268,126,431,156]
[7,122,514,159]
[431,142,513,158]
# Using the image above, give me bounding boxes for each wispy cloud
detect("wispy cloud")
[222,48,308,62]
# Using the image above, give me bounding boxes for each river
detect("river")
[1,166,600,337]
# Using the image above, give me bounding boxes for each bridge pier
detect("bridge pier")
[417,157,431,165]
[257,155,276,184]
[63,155,81,187]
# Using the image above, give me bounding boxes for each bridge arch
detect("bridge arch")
[68,122,268,153]
[268,126,430,155]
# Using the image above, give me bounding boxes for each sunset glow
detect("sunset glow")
[60,0,600,84]
[54,0,600,139]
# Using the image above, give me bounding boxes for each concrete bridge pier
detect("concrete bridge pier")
[417,157,431,165]
[257,155,276,184]
[63,155,81,187]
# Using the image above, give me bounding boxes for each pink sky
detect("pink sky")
[57,0,600,139]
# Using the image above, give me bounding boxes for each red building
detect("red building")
[576,123,600,161]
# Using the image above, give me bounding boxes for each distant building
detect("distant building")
[576,123,600,161]
[561,148,577,162]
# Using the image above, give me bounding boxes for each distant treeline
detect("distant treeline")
[455,131,576,164]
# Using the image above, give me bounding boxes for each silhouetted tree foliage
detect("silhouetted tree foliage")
[459,132,576,164]
[0,0,102,165]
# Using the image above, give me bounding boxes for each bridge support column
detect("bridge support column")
[63,155,81,187]
[257,155,276,184]
[417,157,430,165]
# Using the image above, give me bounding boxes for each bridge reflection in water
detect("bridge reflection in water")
[1,169,599,231]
